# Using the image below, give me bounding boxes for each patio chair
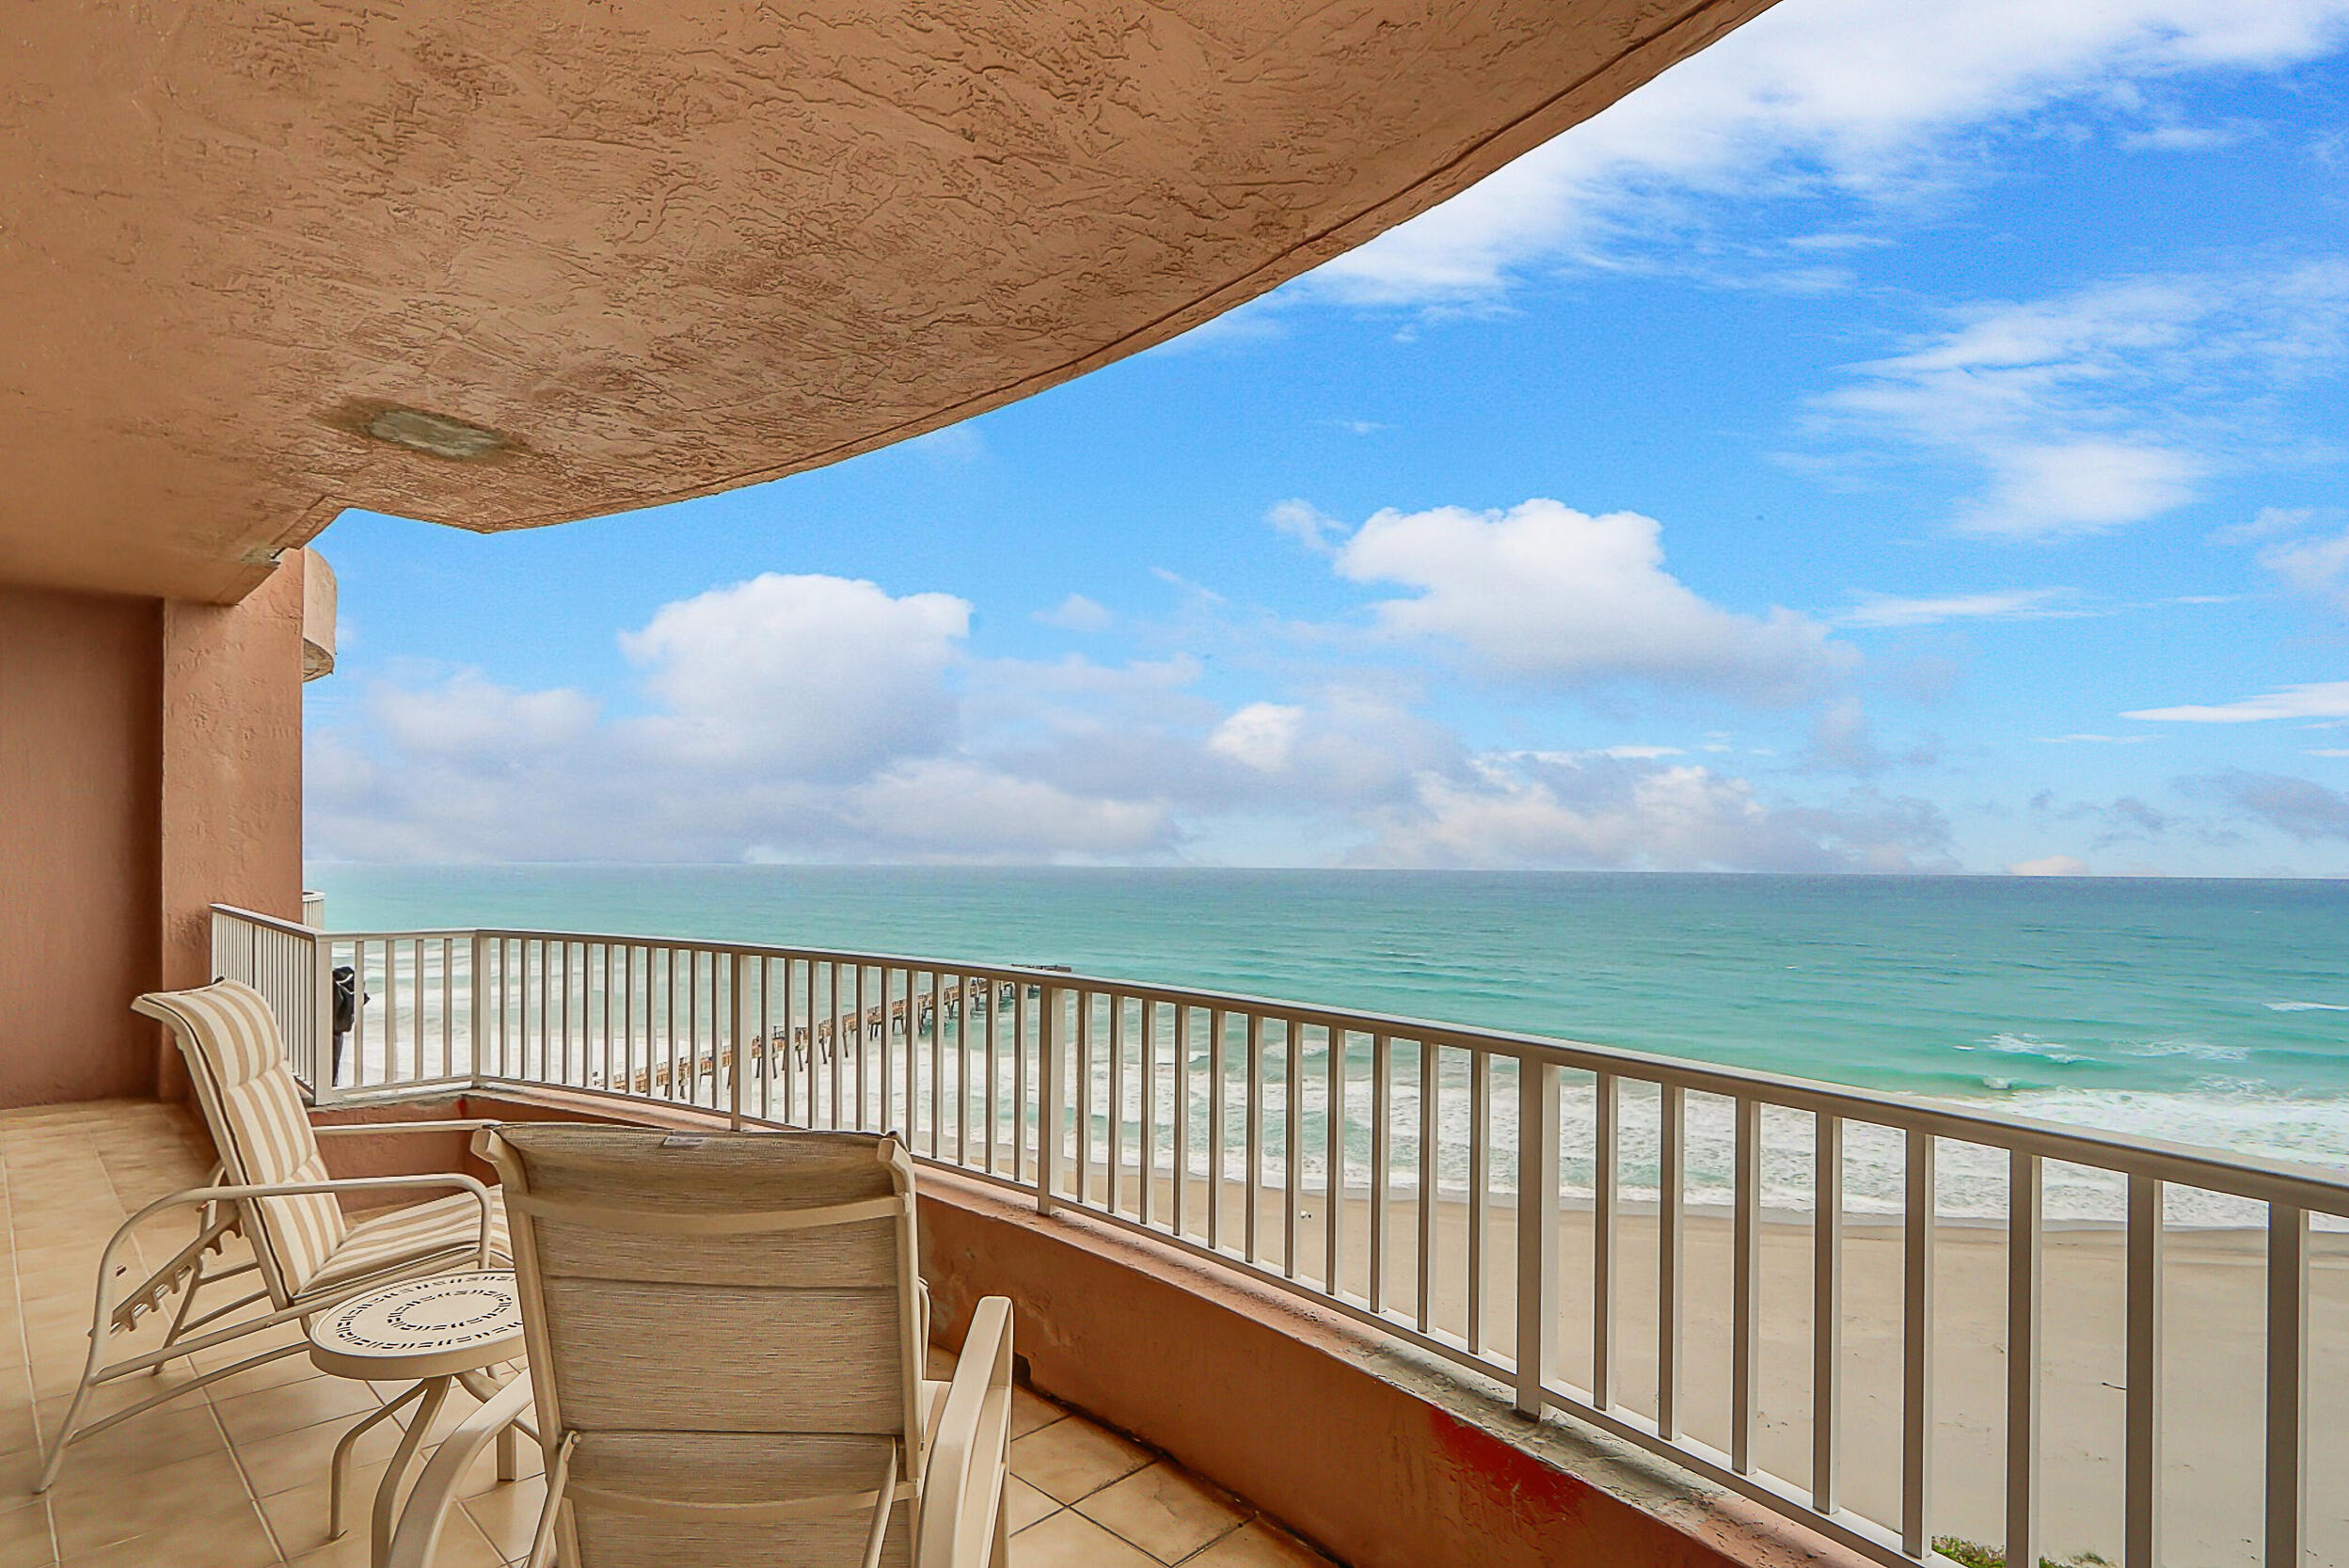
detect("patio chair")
[386,1123,1016,1568]
[39,978,511,1491]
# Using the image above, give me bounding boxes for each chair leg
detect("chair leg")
[375,1378,452,1568]
[990,1471,1010,1568]
[34,1372,96,1495]
[331,1382,426,1539]
[454,1368,522,1481]
[36,1261,117,1493]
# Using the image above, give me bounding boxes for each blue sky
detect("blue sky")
[309,0,2349,875]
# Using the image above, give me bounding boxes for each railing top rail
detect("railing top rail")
[325,920,2349,1214]
[319,927,484,942]
[209,904,321,941]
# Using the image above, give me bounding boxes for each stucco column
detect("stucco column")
[157,552,309,1098]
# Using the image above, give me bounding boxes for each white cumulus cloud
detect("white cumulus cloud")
[1357,752,1952,872]
[1208,704,1304,772]
[1332,499,1849,703]
[620,574,969,779]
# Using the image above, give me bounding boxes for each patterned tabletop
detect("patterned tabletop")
[308,1270,524,1380]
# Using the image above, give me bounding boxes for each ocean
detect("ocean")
[308,865,2349,1203]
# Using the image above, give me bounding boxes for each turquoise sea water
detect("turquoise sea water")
[309,866,2349,1182]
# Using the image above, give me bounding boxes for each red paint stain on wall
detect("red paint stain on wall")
[1428,1406,1595,1531]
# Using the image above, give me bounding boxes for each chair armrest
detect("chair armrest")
[918,1295,1015,1568]
[314,1120,497,1136]
[388,1372,537,1568]
[87,1174,499,1355]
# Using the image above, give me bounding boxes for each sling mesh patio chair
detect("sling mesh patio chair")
[387,1123,1016,1568]
[39,978,512,1491]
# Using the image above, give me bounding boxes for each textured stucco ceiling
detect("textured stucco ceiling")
[0,1,1774,603]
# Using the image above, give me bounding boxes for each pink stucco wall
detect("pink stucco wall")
[0,557,307,1107]
[0,584,164,1103]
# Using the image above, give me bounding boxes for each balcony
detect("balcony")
[1,1097,1336,1568]
[21,905,2344,1568]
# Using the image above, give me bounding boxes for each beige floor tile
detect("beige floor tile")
[56,1498,277,1568]
[31,1389,222,1480]
[0,1497,46,1568]
[212,1374,380,1448]
[1009,1415,1151,1505]
[261,1457,410,1562]
[1075,1461,1247,1564]
[196,1341,322,1400]
[47,1447,248,1560]
[228,1407,407,1498]
[1008,1508,1162,1568]
[282,1509,507,1568]
[1008,1385,1065,1439]
[1183,1520,1336,1567]
[456,1471,545,1560]
[1003,1474,1061,1534]
[0,1528,48,1568]
[188,1320,308,1376]
[926,1345,958,1380]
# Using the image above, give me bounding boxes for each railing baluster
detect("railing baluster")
[1370,1033,1390,1316]
[727,953,747,1129]
[1814,1112,1843,1515]
[2008,1149,2042,1568]
[387,938,403,1085]
[827,961,843,1132]
[1109,996,1128,1217]
[467,933,486,1091]
[1468,1051,1488,1357]
[1011,979,1028,1184]
[1246,1011,1264,1265]
[1417,1039,1437,1336]
[1593,1069,1617,1409]
[1139,1000,1157,1227]
[2267,1201,2308,1568]
[2124,1174,2163,1568]
[1515,1056,1560,1417]
[1659,1082,1685,1441]
[927,971,942,1156]
[1077,991,1094,1208]
[354,940,371,1087]
[1038,985,1062,1214]
[566,940,580,1087]
[1732,1096,1760,1475]
[1326,1025,1346,1298]
[956,974,973,1166]
[1173,1006,1191,1239]
[1208,1008,1228,1253]
[1903,1132,1937,1560]
[1285,1019,1304,1281]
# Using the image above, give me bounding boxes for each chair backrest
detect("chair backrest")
[134,980,347,1303]
[480,1123,928,1568]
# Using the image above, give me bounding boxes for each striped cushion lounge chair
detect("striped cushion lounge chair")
[39,978,511,1491]
[388,1123,1016,1568]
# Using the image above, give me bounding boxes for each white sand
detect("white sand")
[1044,1167,2349,1567]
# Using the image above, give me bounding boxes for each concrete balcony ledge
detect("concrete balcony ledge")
[309,1085,1864,1568]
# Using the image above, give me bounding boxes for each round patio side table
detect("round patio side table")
[308,1270,530,1568]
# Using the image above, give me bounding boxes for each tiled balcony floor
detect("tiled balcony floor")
[0,1101,1334,1568]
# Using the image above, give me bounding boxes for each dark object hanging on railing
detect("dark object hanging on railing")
[330,964,365,1081]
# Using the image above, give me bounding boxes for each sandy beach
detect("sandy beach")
[1036,1164,2349,1566]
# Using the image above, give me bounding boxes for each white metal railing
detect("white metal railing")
[213,910,2346,1567]
[209,906,329,1090]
